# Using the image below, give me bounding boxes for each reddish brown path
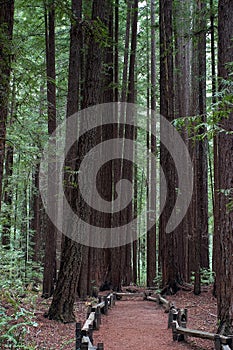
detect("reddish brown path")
[94,300,192,350]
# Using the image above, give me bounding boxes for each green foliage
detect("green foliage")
[191,269,215,286]
[0,288,38,349]
[153,272,163,293]
[0,245,41,349]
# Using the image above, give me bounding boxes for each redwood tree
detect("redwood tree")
[159,0,178,293]
[214,0,233,335]
[42,0,57,298]
[147,0,157,287]
[47,0,82,322]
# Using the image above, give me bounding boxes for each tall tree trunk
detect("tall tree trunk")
[120,0,132,103]
[147,0,157,287]
[2,78,15,247]
[214,0,233,335]
[77,0,112,298]
[210,0,218,278]
[114,0,119,103]
[42,0,57,298]
[47,0,82,322]
[173,0,192,284]
[159,0,178,294]
[31,86,45,263]
[108,0,133,292]
[0,0,14,212]
[122,0,139,286]
[31,162,41,262]
[190,0,208,295]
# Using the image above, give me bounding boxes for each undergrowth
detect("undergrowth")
[0,245,41,349]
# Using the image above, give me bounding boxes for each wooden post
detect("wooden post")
[214,335,221,350]
[97,343,104,350]
[172,321,178,341]
[112,294,116,306]
[227,335,233,350]
[179,308,187,325]
[76,322,82,350]
[96,306,101,330]
[103,296,108,315]
[88,324,94,344]
[168,307,177,328]
[178,308,187,341]
[110,294,113,307]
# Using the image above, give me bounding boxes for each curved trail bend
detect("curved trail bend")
[94,300,191,350]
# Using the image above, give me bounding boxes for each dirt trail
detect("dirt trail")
[94,300,191,350]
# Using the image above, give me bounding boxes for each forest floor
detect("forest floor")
[2,286,217,349]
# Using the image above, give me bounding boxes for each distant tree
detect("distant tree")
[0,0,14,213]
[147,0,156,288]
[42,0,57,298]
[214,0,233,335]
[2,80,15,247]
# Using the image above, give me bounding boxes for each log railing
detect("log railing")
[145,293,233,350]
[76,293,115,350]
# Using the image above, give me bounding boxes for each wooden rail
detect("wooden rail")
[146,293,172,312]
[145,292,233,350]
[165,296,232,350]
[114,292,145,299]
[76,293,115,350]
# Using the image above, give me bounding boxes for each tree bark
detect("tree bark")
[190,0,208,295]
[173,0,192,284]
[159,0,178,294]
[42,0,57,298]
[214,0,233,335]
[47,0,82,322]
[147,0,157,287]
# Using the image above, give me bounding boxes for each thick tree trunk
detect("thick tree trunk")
[48,236,82,322]
[47,0,82,322]
[121,0,139,286]
[173,0,192,283]
[214,0,233,335]
[107,0,132,292]
[76,0,112,298]
[190,0,208,295]
[159,0,178,294]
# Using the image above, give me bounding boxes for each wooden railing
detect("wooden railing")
[75,293,115,350]
[146,293,233,350]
